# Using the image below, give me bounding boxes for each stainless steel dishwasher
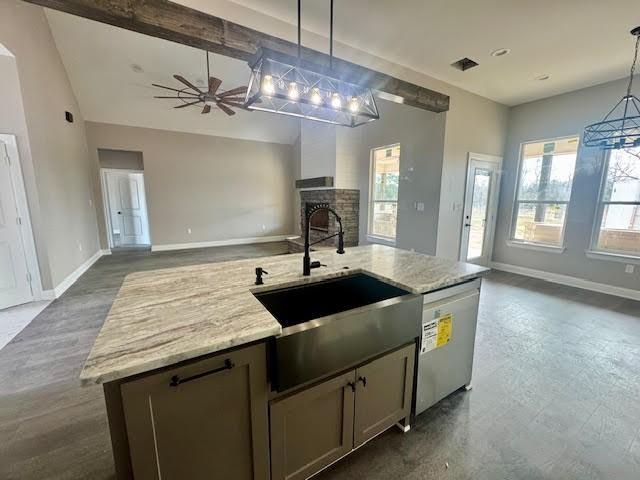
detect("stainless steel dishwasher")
[415,278,481,415]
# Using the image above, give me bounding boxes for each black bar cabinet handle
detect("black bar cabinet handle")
[169,359,235,387]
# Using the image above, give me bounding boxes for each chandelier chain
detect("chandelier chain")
[627,34,639,96]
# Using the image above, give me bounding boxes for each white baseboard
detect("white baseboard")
[151,235,293,252]
[45,249,110,299]
[490,261,640,301]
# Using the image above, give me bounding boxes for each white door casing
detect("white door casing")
[459,153,502,266]
[102,169,150,247]
[0,135,41,309]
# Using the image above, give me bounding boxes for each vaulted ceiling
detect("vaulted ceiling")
[45,10,301,145]
[179,0,639,106]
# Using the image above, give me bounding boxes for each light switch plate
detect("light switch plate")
[625,264,634,274]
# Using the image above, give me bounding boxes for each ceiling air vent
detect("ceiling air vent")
[451,57,479,71]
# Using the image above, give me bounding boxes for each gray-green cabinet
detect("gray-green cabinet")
[119,343,270,480]
[270,343,415,480]
[354,344,415,447]
[270,371,356,480]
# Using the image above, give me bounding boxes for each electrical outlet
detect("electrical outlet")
[186,228,192,235]
[262,225,267,231]
[625,264,634,274]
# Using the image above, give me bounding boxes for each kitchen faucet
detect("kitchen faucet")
[303,203,345,276]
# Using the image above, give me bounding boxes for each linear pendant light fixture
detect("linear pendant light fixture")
[244,0,379,127]
[583,26,640,150]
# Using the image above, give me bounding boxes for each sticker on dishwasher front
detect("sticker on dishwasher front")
[421,313,453,354]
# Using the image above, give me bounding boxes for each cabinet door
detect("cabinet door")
[270,371,356,480]
[120,343,269,480]
[353,343,415,447]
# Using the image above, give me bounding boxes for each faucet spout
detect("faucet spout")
[303,203,345,276]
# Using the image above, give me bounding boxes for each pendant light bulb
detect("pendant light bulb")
[262,75,275,95]
[348,97,359,113]
[287,82,299,100]
[310,87,322,105]
[331,93,342,109]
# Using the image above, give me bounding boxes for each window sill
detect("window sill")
[367,235,396,247]
[585,250,640,265]
[506,240,566,254]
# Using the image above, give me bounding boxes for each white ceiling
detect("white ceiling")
[209,0,640,106]
[45,10,300,145]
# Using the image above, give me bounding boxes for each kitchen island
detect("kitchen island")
[81,245,488,480]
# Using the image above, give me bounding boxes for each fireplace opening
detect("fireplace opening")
[308,203,329,232]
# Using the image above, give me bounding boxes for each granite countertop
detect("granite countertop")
[80,245,489,385]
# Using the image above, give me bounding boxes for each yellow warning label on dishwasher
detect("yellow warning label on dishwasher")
[436,313,452,347]
[420,313,453,354]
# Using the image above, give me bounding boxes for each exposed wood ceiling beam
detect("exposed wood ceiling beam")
[24,0,450,113]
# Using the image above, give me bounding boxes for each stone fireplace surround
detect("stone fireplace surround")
[287,189,360,253]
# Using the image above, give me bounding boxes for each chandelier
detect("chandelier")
[583,27,640,150]
[244,0,379,127]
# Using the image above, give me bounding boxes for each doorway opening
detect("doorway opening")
[98,149,151,251]
[0,134,44,310]
[459,153,502,266]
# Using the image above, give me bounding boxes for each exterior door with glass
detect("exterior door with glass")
[460,155,502,265]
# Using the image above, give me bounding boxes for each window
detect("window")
[592,147,640,257]
[511,137,579,247]
[368,144,400,241]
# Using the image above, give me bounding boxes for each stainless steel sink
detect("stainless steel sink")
[254,273,422,391]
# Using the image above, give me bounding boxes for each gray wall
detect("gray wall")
[86,122,296,249]
[356,99,447,255]
[493,75,640,290]
[98,149,144,171]
[0,0,100,290]
[436,90,509,259]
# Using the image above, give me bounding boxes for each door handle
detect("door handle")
[464,223,471,227]
[169,359,235,387]
[117,211,122,215]
[346,381,356,392]
[357,376,367,387]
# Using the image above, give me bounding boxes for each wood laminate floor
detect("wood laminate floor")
[1,244,639,479]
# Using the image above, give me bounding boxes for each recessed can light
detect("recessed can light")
[535,74,551,81]
[491,48,511,57]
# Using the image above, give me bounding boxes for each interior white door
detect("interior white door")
[460,156,502,265]
[0,141,33,309]
[104,170,150,246]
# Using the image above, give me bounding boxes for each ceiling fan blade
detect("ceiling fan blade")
[154,95,199,99]
[174,100,202,109]
[173,75,203,93]
[219,100,245,108]
[217,102,236,116]
[217,97,245,102]
[218,86,247,98]
[153,84,190,94]
[208,77,222,95]
[202,104,211,114]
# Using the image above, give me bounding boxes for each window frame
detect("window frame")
[367,143,400,244]
[508,135,580,250]
[589,148,640,259]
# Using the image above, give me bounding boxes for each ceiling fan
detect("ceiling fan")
[153,51,248,116]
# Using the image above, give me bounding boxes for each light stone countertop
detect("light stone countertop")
[80,245,489,385]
